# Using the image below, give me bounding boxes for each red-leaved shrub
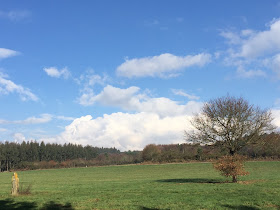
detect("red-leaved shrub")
[213,155,249,182]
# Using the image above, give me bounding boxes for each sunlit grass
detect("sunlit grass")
[0,161,280,209]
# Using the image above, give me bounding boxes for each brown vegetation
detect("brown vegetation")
[213,155,249,182]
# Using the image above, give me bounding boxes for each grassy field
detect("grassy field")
[0,161,280,209]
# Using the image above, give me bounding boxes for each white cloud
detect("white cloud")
[220,19,280,79]
[172,89,200,100]
[236,66,266,78]
[13,133,26,143]
[75,70,109,90]
[240,19,280,58]
[221,19,280,58]
[0,73,38,101]
[41,113,194,151]
[80,85,140,106]
[0,128,8,132]
[0,10,31,21]
[0,114,52,125]
[78,85,203,117]
[274,98,280,107]
[0,114,74,125]
[220,31,242,45]
[43,67,71,79]
[241,29,255,37]
[76,71,111,106]
[56,116,75,121]
[82,74,108,87]
[79,85,140,106]
[116,53,211,78]
[0,48,20,59]
[78,89,96,106]
[271,53,280,78]
[18,114,52,124]
[272,109,280,128]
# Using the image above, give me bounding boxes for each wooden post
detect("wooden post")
[11,172,19,196]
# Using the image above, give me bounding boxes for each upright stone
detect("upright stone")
[11,172,19,196]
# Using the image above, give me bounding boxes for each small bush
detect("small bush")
[19,184,32,195]
[213,155,249,183]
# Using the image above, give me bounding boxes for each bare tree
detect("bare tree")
[186,95,275,155]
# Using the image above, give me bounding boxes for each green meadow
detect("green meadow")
[0,161,280,209]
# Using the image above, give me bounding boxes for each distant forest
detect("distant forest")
[1,133,280,172]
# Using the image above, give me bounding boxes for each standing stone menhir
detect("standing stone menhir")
[11,172,19,196]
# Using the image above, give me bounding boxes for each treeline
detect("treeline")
[142,133,280,162]
[0,141,141,172]
[1,133,280,171]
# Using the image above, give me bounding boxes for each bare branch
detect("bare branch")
[186,95,276,155]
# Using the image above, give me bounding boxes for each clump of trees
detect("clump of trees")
[141,134,280,164]
[0,141,141,172]
[142,143,222,162]
[186,95,275,182]
[142,144,161,162]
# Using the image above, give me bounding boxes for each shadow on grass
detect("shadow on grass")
[139,207,170,210]
[157,178,225,184]
[222,204,260,210]
[41,201,74,210]
[0,199,74,210]
[0,199,36,210]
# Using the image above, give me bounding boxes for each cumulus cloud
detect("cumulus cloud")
[79,85,140,106]
[272,109,280,129]
[27,108,280,151]
[172,89,200,100]
[240,19,280,58]
[0,73,38,101]
[78,85,202,117]
[43,67,71,79]
[220,18,280,79]
[41,113,194,151]
[221,19,280,59]
[76,85,202,150]
[0,48,19,59]
[13,133,26,143]
[116,53,211,78]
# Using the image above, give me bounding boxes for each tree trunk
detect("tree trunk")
[232,175,237,183]
[229,149,235,156]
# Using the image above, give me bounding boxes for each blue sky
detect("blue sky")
[1,0,280,151]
